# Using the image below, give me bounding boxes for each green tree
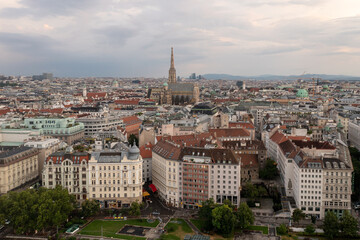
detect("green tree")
[0,186,74,234]
[305,224,315,234]
[259,159,279,180]
[212,205,235,236]
[257,186,268,198]
[128,134,139,147]
[323,211,339,239]
[198,199,216,231]
[292,209,305,224]
[129,201,141,216]
[244,182,258,202]
[235,203,254,229]
[340,210,358,237]
[277,224,288,235]
[81,199,100,218]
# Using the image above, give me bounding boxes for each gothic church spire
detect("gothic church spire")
[168,47,176,83]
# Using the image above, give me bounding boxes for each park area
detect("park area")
[190,218,268,239]
[161,218,194,240]
[79,219,159,240]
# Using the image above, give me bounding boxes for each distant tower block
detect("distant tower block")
[168,47,176,83]
[82,86,87,97]
[236,81,246,90]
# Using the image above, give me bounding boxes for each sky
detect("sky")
[0,0,360,77]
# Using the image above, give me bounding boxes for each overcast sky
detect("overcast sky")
[0,0,360,77]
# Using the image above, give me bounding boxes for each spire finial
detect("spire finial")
[171,47,174,68]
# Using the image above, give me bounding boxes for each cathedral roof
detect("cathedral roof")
[168,83,195,92]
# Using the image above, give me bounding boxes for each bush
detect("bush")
[273,203,282,212]
[277,224,288,235]
[305,224,315,234]
[166,225,176,233]
[246,200,255,207]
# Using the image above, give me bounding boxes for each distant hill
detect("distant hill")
[202,73,360,81]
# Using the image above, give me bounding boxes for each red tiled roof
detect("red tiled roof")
[239,154,259,167]
[292,140,336,150]
[153,140,182,160]
[209,128,250,138]
[87,92,107,99]
[121,115,142,126]
[46,152,90,164]
[270,131,288,144]
[140,142,153,159]
[0,108,11,116]
[279,140,297,157]
[40,108,64,114]
[288,136,311,141]
[114,99,140,105]
[161,133,212,147]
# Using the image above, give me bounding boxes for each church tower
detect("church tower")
[168,47,176,83]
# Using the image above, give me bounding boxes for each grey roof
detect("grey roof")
[168,83,194,92]
[92,152,125,163]
[0,146,33,159]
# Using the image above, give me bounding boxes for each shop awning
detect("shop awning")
[149,184,157,192]
[143,191,150,197]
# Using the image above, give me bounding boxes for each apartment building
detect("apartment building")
[152,139,241,208]
[24,117,85,144]
[269,129,353,219]
[43,144,143,208]
[349,118,360,151]
[24,138,62,176]
[76,114,123,137]
[0,146,39,194]
[88,144,143,208]
[42,151,90,201]
[140,142,152,182]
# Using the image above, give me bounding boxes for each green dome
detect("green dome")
[296,89,309,98]
[163,82,168,87]
[323,85,329,89]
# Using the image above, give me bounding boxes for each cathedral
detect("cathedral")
[148,48,200,105]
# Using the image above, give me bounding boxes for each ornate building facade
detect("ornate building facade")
[148,48,200,105]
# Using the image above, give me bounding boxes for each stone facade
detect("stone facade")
[0,146,39,194]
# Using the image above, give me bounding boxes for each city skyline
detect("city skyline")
[0,0,360,77]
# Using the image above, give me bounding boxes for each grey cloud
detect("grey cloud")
[94,26,138,46]
[0,0,100,18]
[0,32,57,54]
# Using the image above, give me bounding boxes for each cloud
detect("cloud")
[0,0,100,18]
[0,0,360,76]
[43,24,53,30]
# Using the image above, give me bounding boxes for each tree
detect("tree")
[257,186,268,198]
[212,205,235,236]
[259,159,279,180]
[198,199,216,231]
[305,224,315,234]
[244,182,258,202]
[128,134,139,146]
[129,201,141,216]
[0,186,74,234]
[323,211,339,239]
[340,210,358,237]
[311,215,317,224]
[292,209,305,224]
[81,199,100,218]
[277,224,288,235]
[235,203,254,229]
